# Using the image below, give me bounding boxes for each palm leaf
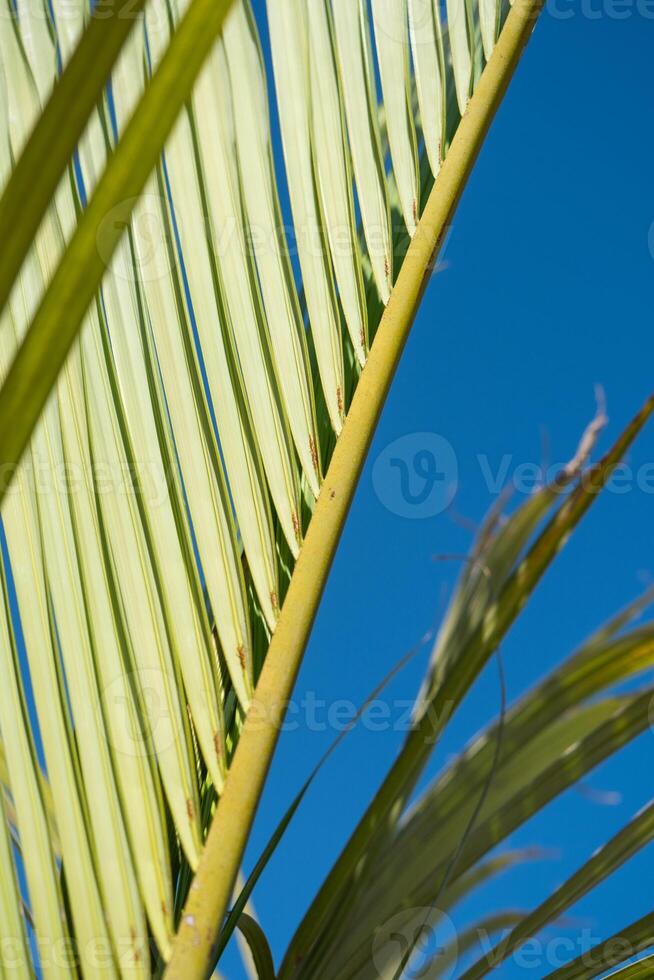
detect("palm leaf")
[4,0,650,977]
[234,912,276,980]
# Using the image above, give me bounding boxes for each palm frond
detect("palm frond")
[5,0,648,977]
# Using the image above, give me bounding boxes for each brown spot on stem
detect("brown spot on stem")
[236,645,247,670]
[271,590,279,612]
[292,511,301,542]
[186,799,194,821]
[337,387,343,415]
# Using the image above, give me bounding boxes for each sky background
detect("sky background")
[226,4,654,977]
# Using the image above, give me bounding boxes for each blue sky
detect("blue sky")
[223,3,654,977]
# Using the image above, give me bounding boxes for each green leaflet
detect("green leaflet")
[308,0,368,365]
[0,29,72,980]
[479,0,502,61]
[408,0,446,177]
[191,39,303,558]
[446,0,474,114]
[0,317,117,976]
[332,0,393,304]
[266,0,345,434]
[0,0,238,904]
[371,0,420,234]
[545,910,654,979]
[234,913,276,980]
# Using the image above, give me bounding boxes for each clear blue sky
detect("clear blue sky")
[223,3,654,977]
